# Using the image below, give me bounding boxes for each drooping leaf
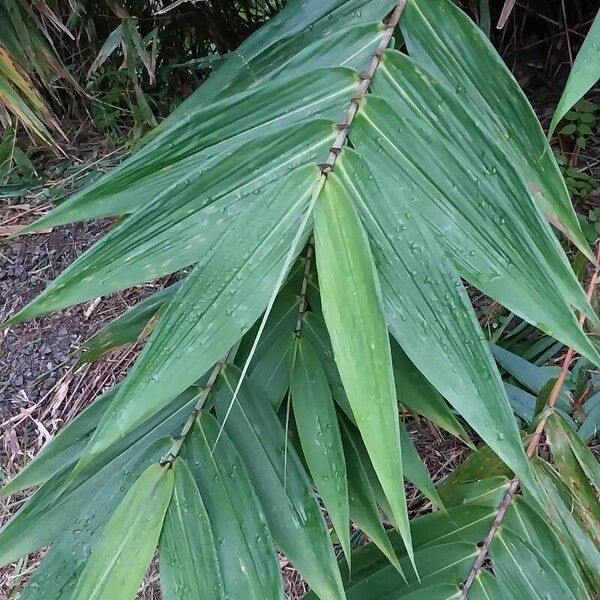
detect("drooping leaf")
[504,497,588,598]
[361,49,598,343]
[79,166,315,466]
[214,366,345,599]
[548,11,600,136]
[159,459,225,600]
[291,336,351,563]
[400,0,591,257]
[338,417,402,576]
[184,414,283,599]
[334,149,535,492]
[397,423,443,508]
[390,339,472,446]
[490,527,579,600]
[79,283,181,363]
[70,463,173,600]
[314,171,413,563]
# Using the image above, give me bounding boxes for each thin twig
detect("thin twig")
[459,240,600,598]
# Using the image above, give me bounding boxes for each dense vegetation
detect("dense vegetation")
[1,0,600,598]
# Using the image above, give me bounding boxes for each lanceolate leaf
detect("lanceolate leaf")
[305,309,470,443]
[548,11,600,136]
[504,497,588,598]
[9,136,330,322]
[80,166,316,466]
[291,336,351,563]
[361,50,598,344]
[25,69,356,229]
[0,384,199,502]
[159,459,225,600]
[339,417,402,575]
[390,339,472,446]
[490,528,579,600]
[343,503,496,583]
[71,463,173,600]
[153,0,395,124]
[314,171,413,563]
[0,413,188,569]
[400,0,591,258]
[214,366,345,600]
[334,149,535,492]
[340,542,477,600]
[185,414,283,599]
[532,460,600,592]
[398,424,443,508]
[545,412,600,495]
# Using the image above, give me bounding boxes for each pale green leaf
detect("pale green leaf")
[159,459,225,600]
[291,336,351,564]
[71,463,173,600]
[314,171,413,564]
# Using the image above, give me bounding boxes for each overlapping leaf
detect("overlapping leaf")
[399,0,591,258]
[334,149,534,491]
[214,366,345,599]
[79,166,315,465]
[184,413,283,598]
[159,459,225,600]
[314,172,413,563]
[70,463,173,600]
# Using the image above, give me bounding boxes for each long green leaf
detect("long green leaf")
[335,149,535,493]
[339,417,402,576]
[400,0,591,257]
[80,283,181,363]
[184,414,283,599]
[71,463,173,600]
[490,528,579,600]
[362,50,598,343]
[504,497,588,598]
[291,336,351,563]
[8,135,327,323]
[546,412,600,495]
[159,459,225,600]
[79,166,315,466]
[548,11,600,136]
[214,366,345,600]
[314,171,413,564]
[390,339,472,446]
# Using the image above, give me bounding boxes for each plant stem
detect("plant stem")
[160,358,226,466]
[320,0,407,175]
[294,239,314,337]
[459,240,600,598]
